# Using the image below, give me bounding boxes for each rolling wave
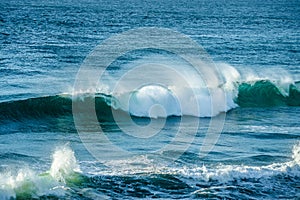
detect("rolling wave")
[0,80,299,121]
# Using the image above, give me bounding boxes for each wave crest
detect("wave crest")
[0,80,299,121]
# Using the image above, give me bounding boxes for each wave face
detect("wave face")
[0,94,118,122]
[0,95,72,121]
[236,80,300,107]
[0,80,299,121]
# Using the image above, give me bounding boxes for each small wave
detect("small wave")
[0,145,82,199]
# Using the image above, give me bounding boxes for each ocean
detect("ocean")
[1,0,300,199]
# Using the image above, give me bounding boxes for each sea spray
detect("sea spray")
[50,145,81,184]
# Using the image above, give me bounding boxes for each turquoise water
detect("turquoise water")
[1,0,300,199]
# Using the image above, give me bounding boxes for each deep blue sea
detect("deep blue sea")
[1,0,300,199]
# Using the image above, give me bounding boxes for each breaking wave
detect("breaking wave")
[0,83,299,121]
[0,64,299,120]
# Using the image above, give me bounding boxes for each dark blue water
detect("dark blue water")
[0,0,300,199]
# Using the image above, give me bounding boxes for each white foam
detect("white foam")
[0,168,66,199]
[129,85,180,118]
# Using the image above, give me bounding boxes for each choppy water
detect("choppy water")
[1,0,300,199]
